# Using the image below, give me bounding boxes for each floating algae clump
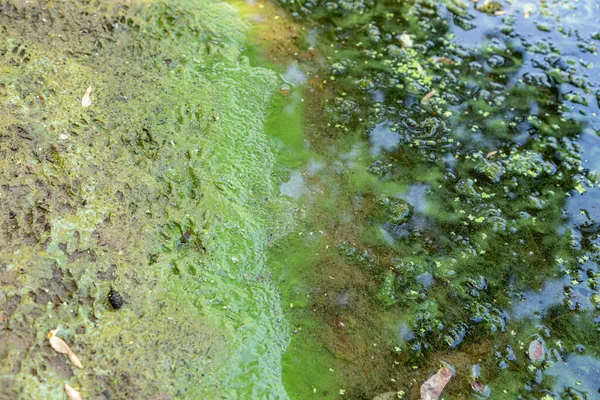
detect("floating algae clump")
[273,0,600,397]
[0,0,292,398]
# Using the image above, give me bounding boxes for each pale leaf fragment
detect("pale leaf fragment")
[524,4,535,19]
[81,86,92,108]
[48,328,83,368]
[420,366,454,400]
[399,33,413,48]
[48,329,70,355]
[421,89,437,104]
[486,150,498,158]
[69,350,84,369]
[64,384,83,400]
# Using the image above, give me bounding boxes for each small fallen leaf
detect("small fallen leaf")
[433,57,454,65]
[64,384,83,400]
[48,329,70,355]
[471,378,485,393]
[69,351,84,369]
[48,328,83,368]
[523,4,535,19]
[421,89,437,104]
[399,33,413,48]
[528,339,544,362]
[81,86,92,108]
[420,365,454,400]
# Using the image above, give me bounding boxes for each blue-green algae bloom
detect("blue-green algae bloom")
[0,0,293,398]
[3,0,600,399]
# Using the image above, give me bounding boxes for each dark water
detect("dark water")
[262,0,600,398]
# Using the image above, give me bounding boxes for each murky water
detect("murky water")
[256,0,600,398]
[2,0,600,398]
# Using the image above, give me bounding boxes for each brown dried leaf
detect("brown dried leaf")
[64,384,83,400]
[420,366,454,400]
[433,57,454,65]
[528,339,544,362]
[82,86,92,108]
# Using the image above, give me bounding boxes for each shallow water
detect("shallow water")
[2,0,600,398]
[255,0,600,398]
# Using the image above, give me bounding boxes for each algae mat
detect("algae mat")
[0,1,292,398]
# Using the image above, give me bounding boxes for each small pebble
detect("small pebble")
[108,288,123,310]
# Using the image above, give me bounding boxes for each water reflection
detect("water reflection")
[546,354,600,395]
[281,63,308,86]
[268,0,600,397]
[280,170,307,199]
[511,275,595,320]
[369,121,401,155]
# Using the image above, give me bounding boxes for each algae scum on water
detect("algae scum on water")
[2,0,600,399]
[0,0,293,398]
[267,0,600,398]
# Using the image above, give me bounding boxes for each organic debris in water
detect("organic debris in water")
[48,328,83,369]
[471,378,485,393]
[523,3,535,19]
[399,33,413,48]
[280,83,292,95]
[421,89,436,105]
[469,364,488,394]
[528,339,544,362]
[64,384,83,400]
[420,365,454,400]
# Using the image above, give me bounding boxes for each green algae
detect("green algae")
[4,0,600,398]
[261,0,600,398]
[0,0,294,398]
